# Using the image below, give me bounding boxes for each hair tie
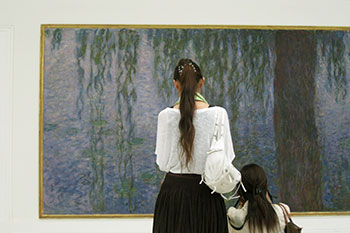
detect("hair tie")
[255,188,262,195]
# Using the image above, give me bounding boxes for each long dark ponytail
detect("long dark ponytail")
[238,164,279,233]
[174,59,203,168]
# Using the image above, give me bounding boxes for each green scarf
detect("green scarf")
[175,92,208,105]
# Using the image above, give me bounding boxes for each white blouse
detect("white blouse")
[155,106,235,174]
[227,202,290,233]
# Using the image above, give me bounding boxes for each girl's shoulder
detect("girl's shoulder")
[273,203,291,214]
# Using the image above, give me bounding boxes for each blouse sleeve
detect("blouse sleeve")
[222,108,236,162]
[155,110,170,172]
[227,201,248,228]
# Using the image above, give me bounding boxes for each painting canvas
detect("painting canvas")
[40,25,350,217]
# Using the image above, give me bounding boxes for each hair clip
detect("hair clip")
[178,63,197,75]
[178,65,184,75]
[188,62,197,72]
[255,188,262,195]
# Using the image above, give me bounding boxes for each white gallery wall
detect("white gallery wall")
[1,0,350,232]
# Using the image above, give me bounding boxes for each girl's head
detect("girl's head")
[174,58,204,168]
[240,163,268,199]
[238,164,279,233]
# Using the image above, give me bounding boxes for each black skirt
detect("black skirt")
[153,172,228,233]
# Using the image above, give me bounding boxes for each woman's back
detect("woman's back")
[156,106,235,174]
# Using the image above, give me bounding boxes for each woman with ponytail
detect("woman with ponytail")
[227,164,290,233]
[153,58,236,233]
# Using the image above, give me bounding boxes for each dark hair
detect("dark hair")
[174,58,203,168]
[238,164,279,233]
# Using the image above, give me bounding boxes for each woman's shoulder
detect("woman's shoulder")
[206,105,227,112]
[157,105,229,117]
[158,107,174,115]
[209,105,229,118]
[156,108,171,122]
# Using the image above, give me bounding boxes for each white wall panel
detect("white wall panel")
[0,26,14,233]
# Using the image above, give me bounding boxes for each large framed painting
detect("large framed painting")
[40,25,350,217]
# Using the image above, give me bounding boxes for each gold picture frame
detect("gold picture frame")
[40,24,350,218]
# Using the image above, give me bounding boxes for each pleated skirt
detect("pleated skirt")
[153,172,228,233]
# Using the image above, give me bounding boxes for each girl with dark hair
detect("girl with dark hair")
[153,58,236,233]
[227,164,290,233]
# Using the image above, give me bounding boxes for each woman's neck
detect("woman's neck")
[173,101,209,110]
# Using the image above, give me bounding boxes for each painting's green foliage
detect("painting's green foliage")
[75,29,89,120]
[318,31,348,102]
[149,29,190,104]
[114,29,140,213]
[51,28,62,50]
[85,29,117,211]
